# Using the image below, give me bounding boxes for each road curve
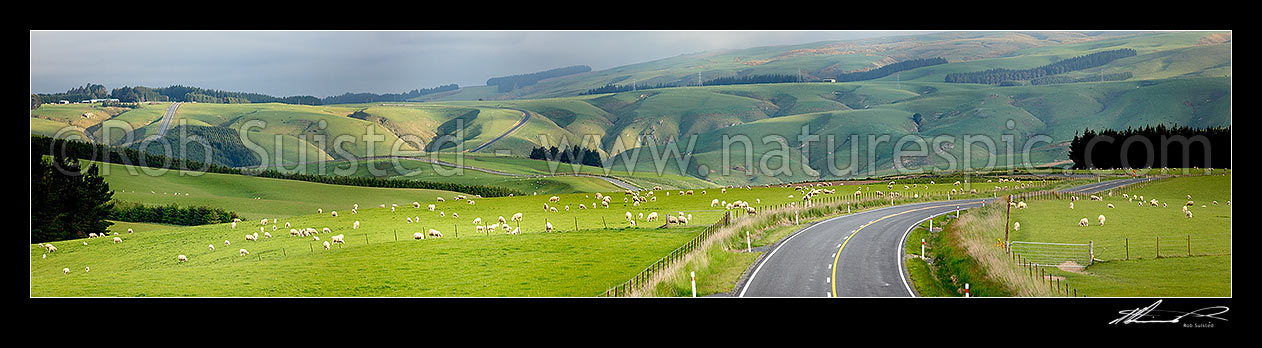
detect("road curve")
[737,198,989,297]
[469,108,531,153]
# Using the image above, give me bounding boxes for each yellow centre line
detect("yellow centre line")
[830,202,971,297]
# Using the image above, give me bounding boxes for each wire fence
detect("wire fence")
[600,211,732,297]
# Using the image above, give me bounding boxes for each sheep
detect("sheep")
[549,207,558,212]
[209,244,215,251]
[488,223,500,232]
[113,237,122,244]
[638,212,644,220]
[473,217,483,225]
[646,212,659,222]
[260,218,268,225]
[746,206,757,215]
[549,196,560,203]
[1069,202,1074,209]
[711,199,720,207]
[509,227,520,235]
[499,216,508,224]
[178,254,188,262]
[678,216,689,225]
[232,222,238,229]
[354,204,360,210]
[579,204,587,210]
[331,211,339,217]
[1107,204,1114,209]
[128,228,134,234]
[63,268,70,274]
[440,211,445,217]
[413,232,425,240]
[545,222,554,233]
[453,212,460,218]
[601,201,610,209]
[1098,214,1106,226]
[264,232,272,239]
[428,229,443,238]
[324,241,331,250]
[428,204,436,211]
[1013,222,1020,231]
[331,234,345,244]
[468,200,475,206]
[414,202,422,208]
[313,236,320,241]
[1186,210,1193,219]
[667,215,679,224]
[239,249,249,256]
[626,211,634,221]
[407,217,414,223]
[225,240,231,246]
[89,233,98,238]
[437,197,445,202]
[1016,201,1027,209]
[1079,218,1089,227]
[1186,201,1195,206]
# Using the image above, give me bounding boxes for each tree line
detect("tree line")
[109,201,239,226]
[31,148,115,243]
[703,73,802,86]
[528,145,603,167]
[580,82,680,95]
[836,58,947,82]
[1068,124,1230,169]
[1030,72,1133,85]
[486,65,592,93]
[32,135,525,198]
[319,84,459,104]
[944,49,1137,84]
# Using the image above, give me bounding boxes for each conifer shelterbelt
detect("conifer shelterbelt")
[1068,125,1231,170]
[31,147,115,243]
[945,49,1137,84]
[529,145,603,167]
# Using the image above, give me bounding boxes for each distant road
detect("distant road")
[233,155,640,191]
[156,102,181,137]
[469,108,531,153]
[1056,177,1155,194]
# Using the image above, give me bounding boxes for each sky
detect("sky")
[29,30,937,98]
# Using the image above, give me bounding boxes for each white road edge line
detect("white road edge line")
[897,204,977,298]
[738,213,854,297]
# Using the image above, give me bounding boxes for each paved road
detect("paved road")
[1056,177,1154,194]
[735,177,1160,297]
[738,198,989,297]
[156,102,181,137]
[469,108,531,153]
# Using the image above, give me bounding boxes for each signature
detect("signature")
[1110,300,1229,325]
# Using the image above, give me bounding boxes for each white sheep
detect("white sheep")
[414,202,422,208]
[1013,222,1020,231]
[178,254,188,262]
[1069,202,1074,209]
[353,221,360,229]
[511,213,523,222]
[1098,214,1106,226]
[225,240,231,246]
[667,215,679,224]
[1079,218,1089,227]
[264,232,272,238]
[1016,201,1027,209]
[488,223,500,231]
[453,213,459,218]
[473,217,483,225]
[436,197,445,202]
[209,244,215,251]
[1107,204,1114,208]
[113,237,122,244]
[239,249,249,256]
[1185,210,1193,219]
[245,234,257,241]
[413,232,425,240]
[545,222,554,232]
[428,229,443,238]
[625,211,633,221]
[331,234,345,244]
[647,212,659,222]
[63,267,70,274]
[549,196,560,203]
[428,204,436,211]
[313,236,320,241]
[324,240,331,250]
[509,227,520,235]
[331,211,339,217]
[127,228,134,234]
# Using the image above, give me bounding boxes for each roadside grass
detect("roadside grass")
[1006,174,1231,297]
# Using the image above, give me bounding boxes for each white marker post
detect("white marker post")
[691,271,697,298]
[965,283,970,297]
[921,239,925,257]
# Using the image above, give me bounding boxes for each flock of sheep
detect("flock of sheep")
[1011,189,1228,233]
